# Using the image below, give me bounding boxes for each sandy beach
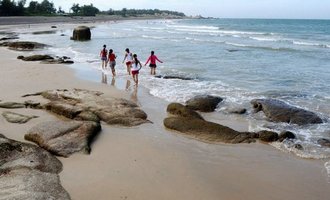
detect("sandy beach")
[0,18,330,200]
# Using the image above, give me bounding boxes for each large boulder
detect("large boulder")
[0,168,71,200]
[186,95,223,112]
[71,26,91,41]
[2,111,38,124]
[0,134,62,173]
[40,89,149,126]
[25,120,101,157]
[164,117,256,143]
[0,134,70,199]
[251,99,323,125]
[167,103,204,120]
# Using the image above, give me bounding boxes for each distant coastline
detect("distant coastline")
[0,15,188,26]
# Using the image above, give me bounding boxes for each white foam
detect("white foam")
[249,36,279,42]
[167,25,219,30]
[271,142,330,159]
[225,42,249,47]
[293,41,330,48]
[141,35,166,40]
[325,161,330,183]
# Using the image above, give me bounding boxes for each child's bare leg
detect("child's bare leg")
[126,64,131,75]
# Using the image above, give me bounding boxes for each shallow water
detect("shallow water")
[17,18,330,159]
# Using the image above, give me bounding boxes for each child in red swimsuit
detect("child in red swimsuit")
[100,45,108,70]
[108,49,117,76]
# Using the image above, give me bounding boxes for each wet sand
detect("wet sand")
[0,20,329,200]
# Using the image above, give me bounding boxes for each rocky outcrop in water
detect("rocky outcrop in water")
[257,130,279,142]
[0,41,47,50]
[164,103,257,143]
[154,75,194,80]
[32,30,57,35]
[41,58,74,64]
[164,117,257,143]
[226,107,247,114]
[25,120,101,157]
[186,95,223,112]
[251,99,323,125]
[278,131,296,142]
[0,134,70,199]
[71,26,91,41]
[2,111,38,124]
[0,35,19,41]
[317,138,330,148]
[167,103,204,120]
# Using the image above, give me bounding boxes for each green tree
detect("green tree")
[0,0,26,16]
[80,4,99,16]
[15,0,26,15]
[57,6,64,14]
[27,1,38,14]
[0,0,16,16]
[121,8,127,17]
[27,0,56,15]
[39,0,56,14]
[71,3,80,15]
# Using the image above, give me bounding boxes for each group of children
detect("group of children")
[100,45,163,85]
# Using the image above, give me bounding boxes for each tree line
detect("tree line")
[105,8,185,17]
[0,0,185,17]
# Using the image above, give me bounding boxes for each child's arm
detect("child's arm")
[144,56,151,66]
[122,53,127,63]
[155,56,163,63]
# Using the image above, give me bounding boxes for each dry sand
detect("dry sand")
[0,20,329,200]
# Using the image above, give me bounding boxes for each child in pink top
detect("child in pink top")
[144,51,163,75]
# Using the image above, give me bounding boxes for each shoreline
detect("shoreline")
[1,19,330,200]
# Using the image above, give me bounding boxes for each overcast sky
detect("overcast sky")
[27,0,330,19]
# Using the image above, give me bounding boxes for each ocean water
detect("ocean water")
[17,18,330,160]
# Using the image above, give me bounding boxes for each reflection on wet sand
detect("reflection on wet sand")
[130,85,138,103]
[101,72,107,84]
[124,79,139,103]
[125,79,131,91]
[111,77,115,86]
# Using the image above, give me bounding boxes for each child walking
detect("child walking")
[144,50,163,75]
[108,49,117,76]
[131,54,142,85]
[100,45,108,70]
[122,48,133,75]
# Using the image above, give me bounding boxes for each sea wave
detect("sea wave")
[249,36,282,42]
[293,41,330,48]
[167,25,219,30]
[225,42,298,52]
